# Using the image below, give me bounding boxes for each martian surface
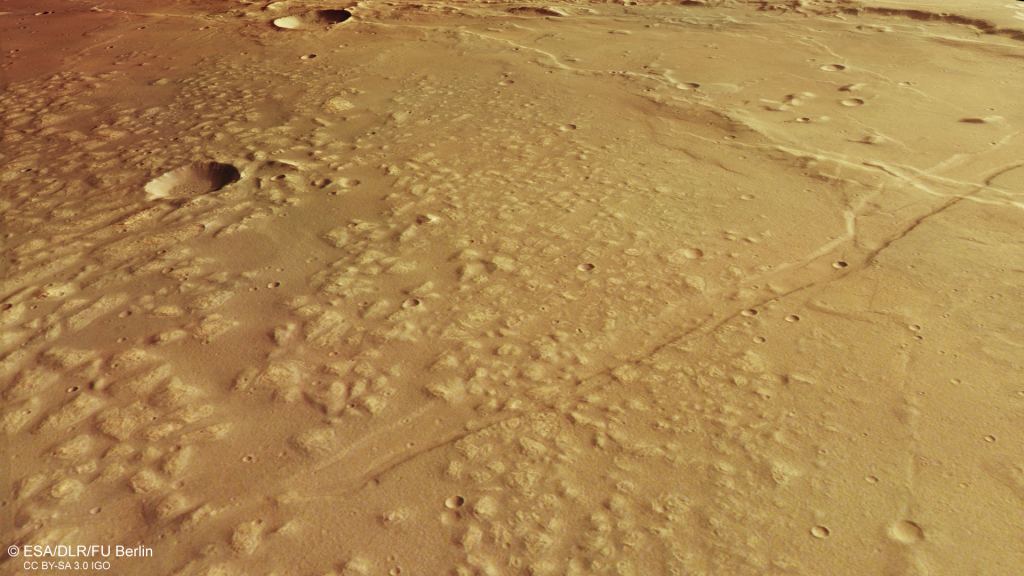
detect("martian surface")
[1,0,1022,574]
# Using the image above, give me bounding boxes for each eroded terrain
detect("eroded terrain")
[1,1,1022,574]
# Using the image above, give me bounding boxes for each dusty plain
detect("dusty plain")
[1,0,1023,574]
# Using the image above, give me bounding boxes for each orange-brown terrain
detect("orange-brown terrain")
[1,1,1022,574]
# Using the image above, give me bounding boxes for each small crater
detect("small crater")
[272,16,303,29]
[841,98,866,107]
[445,496,465,509]
[681,247,703,259]
[785,314,800,323]
[507,6,568,17]
[316,9,353,24]
[820,63,847,72]
[810,525,830,538]
[832,260,849,269]
[577,262,596,272]
[959,116,1001,124]
[889,520,924,544]
[145,161,240,201]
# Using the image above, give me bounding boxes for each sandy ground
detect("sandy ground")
[1,0,1023,574]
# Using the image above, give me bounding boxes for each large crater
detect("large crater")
[272,9,352,30]
[144,161,241,201]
